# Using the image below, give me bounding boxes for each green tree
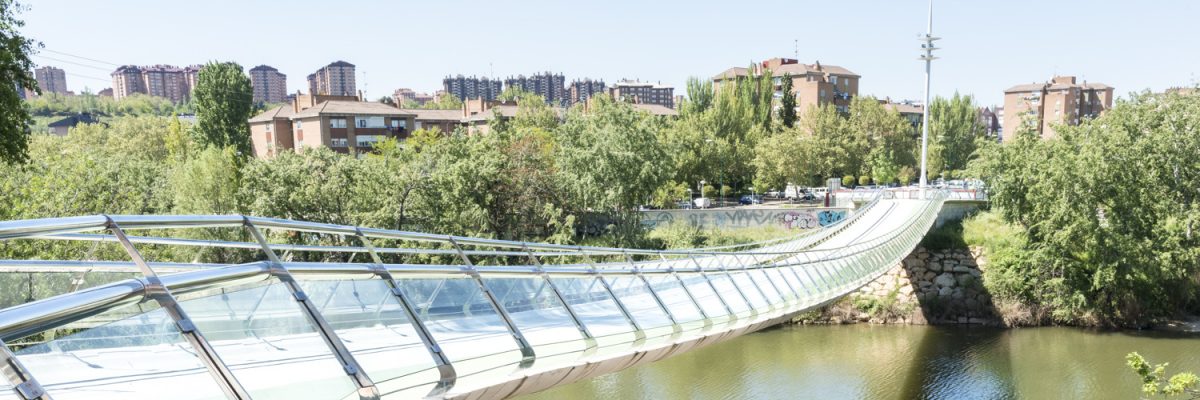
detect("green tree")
[778,73,797,128]
[0,0,39,164]
[680,77,713,116]
[849,96,917,186]
[193,62,254,156]
[1127,352,1200,397]
[556,95,668,211]
[970,91,1200,326]
[930,93,985,174]
[422,92,463,110]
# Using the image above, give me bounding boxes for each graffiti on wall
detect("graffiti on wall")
[641,208,848,231]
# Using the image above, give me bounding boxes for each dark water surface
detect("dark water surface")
[518,324,1200,400]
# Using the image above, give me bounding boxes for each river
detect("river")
[517,324,1200,399]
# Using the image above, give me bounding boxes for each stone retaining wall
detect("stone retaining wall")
[796,245,1003,326]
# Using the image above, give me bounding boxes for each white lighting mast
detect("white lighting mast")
[918,0,939,198]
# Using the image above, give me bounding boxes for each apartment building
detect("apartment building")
[713,57,859,117]
[249,65,288,104]
[505,72,567,106]
[184,65,201,93]
[442,75,502,102]
[1002,76,1113,141]
[141,65,190,103]
[34,66,68,96]
[110,64,204,102]
[307,61,356,96]
[392,88,436,106]
[110,66,146,100]
[608,80,675,108]
[248,94,416,158]
[568,79,606,105]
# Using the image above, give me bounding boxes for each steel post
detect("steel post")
[244,220,380,400]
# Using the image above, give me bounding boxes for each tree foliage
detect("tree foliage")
[778,73,797,128]
[26,93,193,117]
[193,62,253,156]
[0,0,38,164]
[421,92,463,110]
[971,91,1200,326]
[1127,352,1200,397]
[751,96,915,190]
[929,93,985,178]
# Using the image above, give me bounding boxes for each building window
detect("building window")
[265,123,272,132]
[391,118,407,130]
[356,116,385,128]
[330,118,347,128]
[830,76,838,85]
[356,135,381,148]
[332,138,348,147]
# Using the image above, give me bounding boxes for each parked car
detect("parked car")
[765,189,782,198]
[739,195,763,205]
[693,197,712,209]
[674,201,694,209]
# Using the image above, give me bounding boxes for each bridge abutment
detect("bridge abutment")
[795,244,1003,326]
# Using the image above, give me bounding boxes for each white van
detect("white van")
[784,184,801,199]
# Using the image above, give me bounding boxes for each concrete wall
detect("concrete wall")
[640,208,849,231]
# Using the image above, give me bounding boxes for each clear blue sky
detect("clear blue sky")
[23,0,1200,106]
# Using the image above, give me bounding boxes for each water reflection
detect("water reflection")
[518,325,1200,400]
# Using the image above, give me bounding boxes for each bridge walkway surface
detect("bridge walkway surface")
[0,190,946,400]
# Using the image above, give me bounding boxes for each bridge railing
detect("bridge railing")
[0,190,946,400]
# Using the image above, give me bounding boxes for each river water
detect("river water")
[518,324,1200,400]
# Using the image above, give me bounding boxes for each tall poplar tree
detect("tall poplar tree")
[778,73,797,128]
[193,62,253,157]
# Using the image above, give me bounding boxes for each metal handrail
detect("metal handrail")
[0,189,948,400]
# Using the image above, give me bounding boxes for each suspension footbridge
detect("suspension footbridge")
[0,190,948,400]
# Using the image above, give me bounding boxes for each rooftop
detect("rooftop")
[713,62,859,81]
[1004,76,1112,93]
[248,105,295,123]
[399,108,464,121]
[292,101,415,118]
[48,113,99,128]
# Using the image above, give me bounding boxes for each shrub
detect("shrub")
[842,175,856,188]
[858,175,870,186]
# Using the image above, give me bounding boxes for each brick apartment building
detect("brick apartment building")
[1002,75,1113,141]
[141,65,190,103]
[568,79,606,105]
[505,72,568,106]
[608,80,675,108]
[110,64,203,102]
[34,66,68,96]
[307,61,356,96]
[443,75,502,102]
[714,57,859,117]
[249,65,288,104]
[110,66,145,101]
[248,94,416,158]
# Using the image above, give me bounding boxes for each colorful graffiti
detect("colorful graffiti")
[641,208,848,231]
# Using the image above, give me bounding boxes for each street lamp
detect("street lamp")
[699,180,707,208]
[918,0,939,199]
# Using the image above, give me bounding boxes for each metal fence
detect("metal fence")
[0,190,948,400]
